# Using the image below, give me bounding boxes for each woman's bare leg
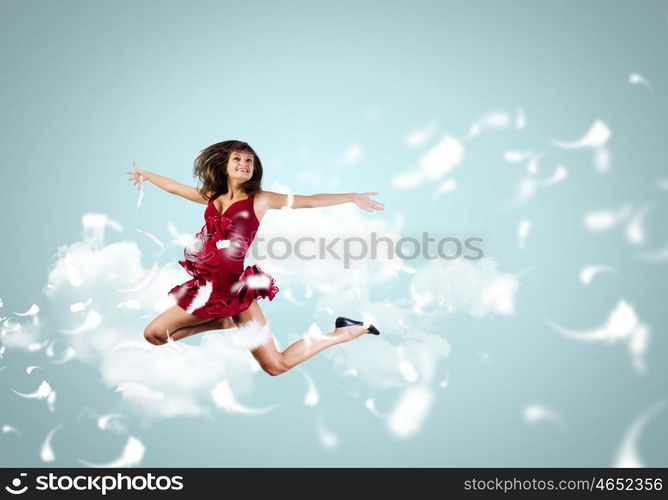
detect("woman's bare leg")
[169,316,235,342]
[233,299,369,376]
[143,305,218,345]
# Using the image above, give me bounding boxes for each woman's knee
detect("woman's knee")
[143,325,168,345]
[261,358,289,376]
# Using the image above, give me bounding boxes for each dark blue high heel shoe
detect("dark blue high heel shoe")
[335,316,380,335]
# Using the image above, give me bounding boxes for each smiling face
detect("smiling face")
[226,149,254,180]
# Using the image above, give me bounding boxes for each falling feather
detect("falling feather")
[523,404,566,430]
[628,72,653,91]
[317,424,339,449]
[14,304,39,316]
[97,414,126,433]
[297,368,319,406]
[70,298,93,313]
[80,436,145,468]
[50,347,76,364]
[211,380,278,415]
[579,265,616,285]
[406,122,437,147]
[515,107,526,129]
[47,391,57,412]
[27,341,49,352]
[526,153,544,174]
[391,170,425,189]
[465,111,512,139]
[545,300,649,373]
[552,120,610,148]
[637,242,668,261]
[166,329,189,353]
[365,398,388,418]
[12,380,53,399]
[136,172,145,208]
[625,204,653,245]
[614,400,665,467]
[517,219,531,249]
[40,423,64,462]
[584,205,631,231]
[504,150,533,163]
[135,229,164,248]
[432,179,457,200]
[386,386,433,438]
[185,280,213,315]
[2,425,20,436]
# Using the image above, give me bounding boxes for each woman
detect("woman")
[127,140,384,376]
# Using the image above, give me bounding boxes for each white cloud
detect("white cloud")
[0,193,518,442]
[410,257,521,317]
[252,185,404,289]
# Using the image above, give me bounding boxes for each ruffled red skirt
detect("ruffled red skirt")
[168,264,279,318]
[167,212,279,318]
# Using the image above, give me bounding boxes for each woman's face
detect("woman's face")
[226,150,254,181]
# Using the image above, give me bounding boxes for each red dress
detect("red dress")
[167,194,279,318]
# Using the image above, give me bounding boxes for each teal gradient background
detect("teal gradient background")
[1,0,667,467]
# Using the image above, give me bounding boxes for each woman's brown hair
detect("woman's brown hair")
[193,140,263,200]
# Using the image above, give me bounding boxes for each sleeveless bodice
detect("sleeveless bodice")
[180,195,258,284]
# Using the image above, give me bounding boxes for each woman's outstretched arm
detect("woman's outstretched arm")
[256,191,385,213]
[127,162,207,204]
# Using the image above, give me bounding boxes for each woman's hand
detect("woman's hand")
[352,192,385,212]
[126,161,144,187]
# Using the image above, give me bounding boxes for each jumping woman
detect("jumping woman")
[127,140,384,376]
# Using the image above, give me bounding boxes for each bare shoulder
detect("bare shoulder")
[254,190,287,209]
[255,191,287,208]
[253,191,286,222]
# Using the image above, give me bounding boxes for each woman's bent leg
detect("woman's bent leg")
[143,305,217,345]
[233,300,368,376]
